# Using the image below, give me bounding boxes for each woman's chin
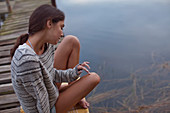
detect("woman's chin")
[54,41,58,45]
[49,39,59,45]
[56,40,59,44]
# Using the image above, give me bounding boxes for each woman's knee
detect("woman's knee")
[88,72,100,86]
[64,35,80,48]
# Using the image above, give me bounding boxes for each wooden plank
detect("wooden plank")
[0,107,20,113]
[2,21,28,29]
[0,77,11,85]
[0,27,28,36]
[0,83,14,95]
[3,18,28,25]
[0,57,11,65]
[0,72,11,84]
[4,12,30,20]
[0,39,16,46]
[4,13,30,23]
[0,45,13,51]
[0,1,15,14]
[0,50,10,58]
[0,103,19,111]
[0,65,11,74]
[0,31,21,41]
[0,0,52,112]
[0,94,19,109]
[1,23,28,33]
[0,71,11,78]
[0,2,8,14]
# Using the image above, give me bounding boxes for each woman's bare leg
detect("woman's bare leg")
[54,35,80,88]
[55,72,100,113]
[54,35,80,70]
[54,35,90,108]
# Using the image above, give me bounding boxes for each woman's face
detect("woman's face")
[48,20,64,44]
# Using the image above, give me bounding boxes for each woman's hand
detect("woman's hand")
[77,61,91,75]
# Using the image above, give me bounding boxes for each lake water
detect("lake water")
[57,0,170,112]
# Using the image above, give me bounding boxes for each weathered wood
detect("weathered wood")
[0,65,11,74]
[6,11,32,19]
[0,27,28,36]
[0,107,20,113]
[0,51,10,58]
[3,13,30,21]
[3,17,29,24]
[1,23,28,33]
[0,1,15,14]
[0,31,22,41]
[0,44,13,52]
[0,72,11,84]
[0,83,14,95]
[0,94,19,110]
[0,39,16,46]
[0,72,11,78]
[0,57,11,65]
[0,2,8,14]
[2,21,28,29]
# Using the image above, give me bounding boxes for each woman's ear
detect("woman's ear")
[46,20,52,29]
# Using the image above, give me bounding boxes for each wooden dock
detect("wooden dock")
[0,0,89,113]
[0,0,15,14]
[0,0,52,112]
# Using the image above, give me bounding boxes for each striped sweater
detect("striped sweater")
[11,43,79,113]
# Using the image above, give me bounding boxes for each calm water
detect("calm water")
[57,0,170,112]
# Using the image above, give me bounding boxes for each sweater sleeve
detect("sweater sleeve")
[54,65,79,83]
[17,57,50,113]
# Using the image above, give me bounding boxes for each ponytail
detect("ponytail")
[10,33,29,59]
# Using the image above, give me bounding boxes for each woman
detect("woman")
[10,4,100,113]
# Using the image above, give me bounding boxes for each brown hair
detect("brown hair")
[10,4,65,58]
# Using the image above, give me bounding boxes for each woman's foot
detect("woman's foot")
[78,98,90,109]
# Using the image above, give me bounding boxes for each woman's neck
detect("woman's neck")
[26,32,46,55]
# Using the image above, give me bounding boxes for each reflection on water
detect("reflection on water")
[58,0,170,112]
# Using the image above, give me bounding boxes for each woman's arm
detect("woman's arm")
[22,71,50,113]
[54,65,79,83]
[13,54,51,113]
[54,62,90,83]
